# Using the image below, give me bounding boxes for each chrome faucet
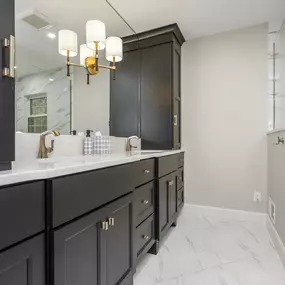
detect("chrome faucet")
[126,136,139,152]
[37,130,60,159]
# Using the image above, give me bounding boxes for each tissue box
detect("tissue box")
[94,136,112,154]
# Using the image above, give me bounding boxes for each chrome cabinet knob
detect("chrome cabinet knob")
[144,169,150,174]
[168,180,174,186]
[142,200,149,205]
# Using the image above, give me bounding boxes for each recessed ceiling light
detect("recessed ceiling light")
[47,32,56,39]
[49,78,54,82]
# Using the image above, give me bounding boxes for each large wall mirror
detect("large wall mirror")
[15,0,134,135]
[278,21,285,128]
[268,20,285,130]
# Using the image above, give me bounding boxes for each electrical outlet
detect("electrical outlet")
[254,191,262,203]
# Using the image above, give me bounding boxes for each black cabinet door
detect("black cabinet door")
[101,198,134,285]
[158,172,176,239]
[53,193,134,285]
[110,50,140,137]
[173,41,181,149]
[141,43,172,150]
[0,0,15,170]
[54,211,101,285]
[0,234,45,285]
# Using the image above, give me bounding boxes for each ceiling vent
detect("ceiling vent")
[17,8,52,30]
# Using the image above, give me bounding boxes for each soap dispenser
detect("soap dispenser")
[83,129,93,155]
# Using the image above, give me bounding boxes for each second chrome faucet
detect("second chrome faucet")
[126,136,139,152]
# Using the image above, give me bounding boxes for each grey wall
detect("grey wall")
[182,23,268,212]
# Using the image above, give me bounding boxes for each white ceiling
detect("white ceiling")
[16,0,285,78]
[109,0,285,40]
[15,0,134,78]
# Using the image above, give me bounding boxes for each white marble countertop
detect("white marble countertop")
[0,150,184,187]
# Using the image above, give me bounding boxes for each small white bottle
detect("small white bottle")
[83,129,93,155]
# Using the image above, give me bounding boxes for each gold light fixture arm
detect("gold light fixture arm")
[99,65,116,71]
[67,61,85,68]
[67,61,116,70]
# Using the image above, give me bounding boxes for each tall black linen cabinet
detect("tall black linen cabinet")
[110,24,185,150]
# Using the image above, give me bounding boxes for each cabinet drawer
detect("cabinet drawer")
[177,188,184,210]
[177,167,184,190]
[0,182,45,251]
[135,159,155,186]
[157,154,179,177]
[134,182,155,226]
[52,163,137,227]
[136,214,155,258]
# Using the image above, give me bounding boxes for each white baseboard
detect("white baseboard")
[267,217,285,268]
[186,203,267,223]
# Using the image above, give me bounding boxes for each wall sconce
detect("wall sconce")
[58,20,123,84]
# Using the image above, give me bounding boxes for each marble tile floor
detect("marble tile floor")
[134,205,285,285]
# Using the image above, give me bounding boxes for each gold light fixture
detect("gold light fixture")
[58,20,123,84]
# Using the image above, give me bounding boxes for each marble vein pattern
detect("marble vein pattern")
[16,67,71,134]
[134,205,285,285]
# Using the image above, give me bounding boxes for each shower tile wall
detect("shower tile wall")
[16,67,72,135]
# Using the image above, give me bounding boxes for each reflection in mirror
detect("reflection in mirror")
[277,21,285,129]
[15,0,135,135]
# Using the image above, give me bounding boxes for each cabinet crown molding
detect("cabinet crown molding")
[123,23,185,46]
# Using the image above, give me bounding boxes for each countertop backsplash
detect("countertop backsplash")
[15,132,141,163]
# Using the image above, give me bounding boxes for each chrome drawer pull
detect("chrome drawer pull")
[108,217,115,226]
[144,169,150,174]
[142,200,149,205]
[174,115,178,126]
[143,235,149,241]
[101,221,109,231]
[2,35,15,78]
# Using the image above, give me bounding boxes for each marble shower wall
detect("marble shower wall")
[16,67,71,135]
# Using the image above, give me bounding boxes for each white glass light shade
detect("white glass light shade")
[80,44,94,65]
[86,20,106,50]
[106,37,123,62]
[58,30,78,57]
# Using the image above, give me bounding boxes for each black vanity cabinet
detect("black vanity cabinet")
[110,24,185,150]
[0,0,15,171]
[54,194,134,285]
[0,235,45,285]
[0,152,184,285]
[0,181,45,285]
